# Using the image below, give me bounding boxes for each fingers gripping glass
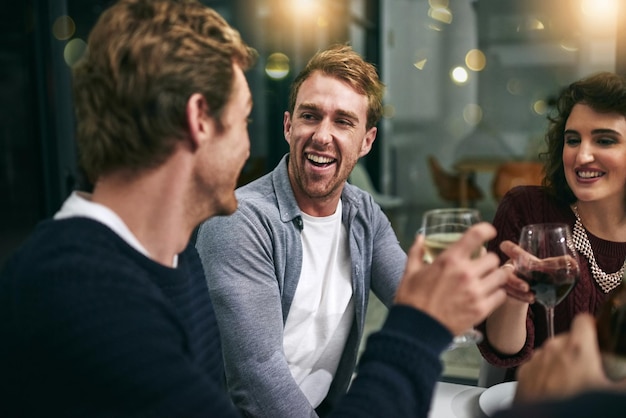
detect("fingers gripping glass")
[420,208,483,349]
[515,223,580,338]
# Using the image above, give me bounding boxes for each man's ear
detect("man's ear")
[359,126,377,157]
[283,111,292,144]
[186,93,214,149]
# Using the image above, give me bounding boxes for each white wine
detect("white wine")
[423,232,463,262]
[420,208,483,348]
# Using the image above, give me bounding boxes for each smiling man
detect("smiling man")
[196,45,406,417]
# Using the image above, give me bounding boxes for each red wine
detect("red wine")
[516,269,578,307]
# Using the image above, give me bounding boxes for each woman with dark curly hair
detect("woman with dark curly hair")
[477,71,626,382]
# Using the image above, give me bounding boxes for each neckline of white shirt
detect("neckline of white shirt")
[54,191,178,268]
[300,201,342,223]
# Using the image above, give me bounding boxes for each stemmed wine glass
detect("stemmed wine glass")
[420,208,483,348]
[515,223,580,338]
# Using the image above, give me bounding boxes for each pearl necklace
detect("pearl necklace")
[571,205,624,293]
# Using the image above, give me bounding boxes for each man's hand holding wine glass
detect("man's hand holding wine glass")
[394,222,509,338]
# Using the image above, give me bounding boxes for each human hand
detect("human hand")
[394,222,508,336]
[500,240,579,304]
[498,261,534,304]
[514,313,618,404]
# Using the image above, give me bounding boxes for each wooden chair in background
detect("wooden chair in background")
[427,155,484,207]
[491,161,544,201]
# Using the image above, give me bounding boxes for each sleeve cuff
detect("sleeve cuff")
[383,304,453,354]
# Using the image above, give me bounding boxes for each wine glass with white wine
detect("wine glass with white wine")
[420,208,482,349]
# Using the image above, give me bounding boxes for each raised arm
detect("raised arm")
[478,188,539,367]
[485,240,536,355]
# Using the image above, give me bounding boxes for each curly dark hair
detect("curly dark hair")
[542,71,626,204]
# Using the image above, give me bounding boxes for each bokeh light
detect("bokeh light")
[413,58,428,70]
[427,24,443,32]
[450,66,469,85]
[463,103,483,125]
[506,78,523,95]
[428,7,452,24]
[532,100,549,115]
[383,104,396,119]
[465,49,486,71]
[560,38,579,52]
[265,52,290,80]
[516,17,544,32]
[581,0,618,19]
[63,38,87,67]
[290,0,320,18]
[52,15,75,40]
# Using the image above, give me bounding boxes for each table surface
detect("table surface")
[428,381,487,418]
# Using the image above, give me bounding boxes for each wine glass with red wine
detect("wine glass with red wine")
[515,223,580,338]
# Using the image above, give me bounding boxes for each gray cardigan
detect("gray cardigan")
[196,155,406,417]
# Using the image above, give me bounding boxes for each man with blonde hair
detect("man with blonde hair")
[197,44,460,416]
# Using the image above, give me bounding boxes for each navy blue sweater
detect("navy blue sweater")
[0,218,233,417]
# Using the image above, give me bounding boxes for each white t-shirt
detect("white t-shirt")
[283,200,354,408]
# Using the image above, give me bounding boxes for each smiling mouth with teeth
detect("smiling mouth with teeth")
[307,154,336,166]
[577,171,604,179]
